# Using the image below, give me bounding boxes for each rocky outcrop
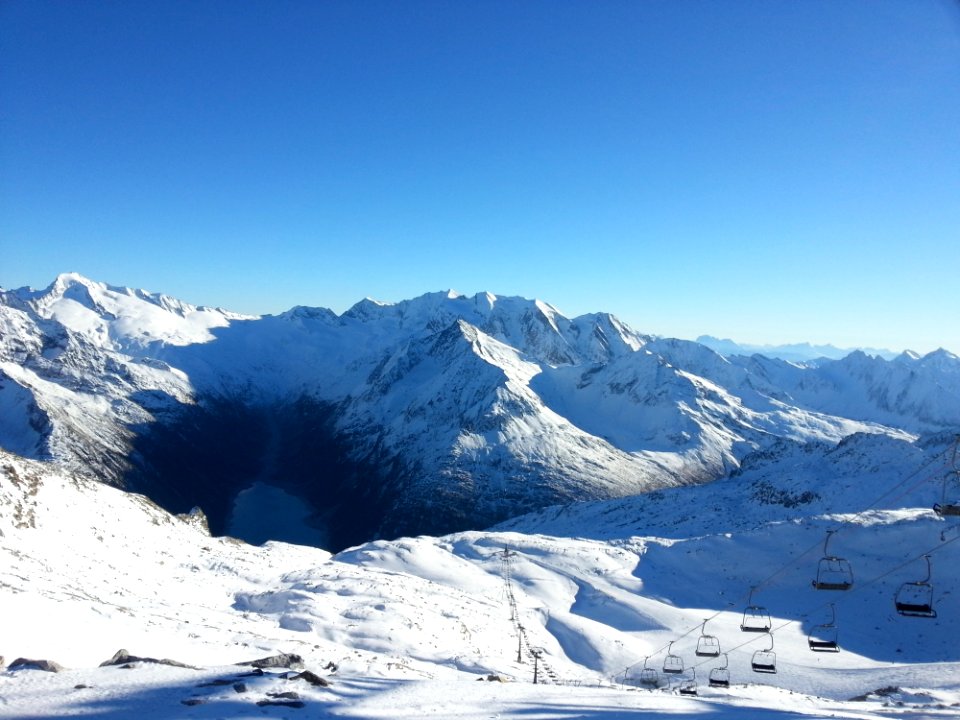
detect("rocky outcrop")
[99,648,196,669]
[7,657,64,673]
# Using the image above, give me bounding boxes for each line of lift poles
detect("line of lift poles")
[631,447,960,696]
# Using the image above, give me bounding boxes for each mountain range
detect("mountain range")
[2,273,959,551]
[695,335,901,362]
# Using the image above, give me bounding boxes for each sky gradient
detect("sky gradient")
[2,0,959,354]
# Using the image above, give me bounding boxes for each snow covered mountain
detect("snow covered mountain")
[2,273,960,550]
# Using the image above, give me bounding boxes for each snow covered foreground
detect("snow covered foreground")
[2,449,959,719]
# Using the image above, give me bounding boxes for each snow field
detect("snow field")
[2,449,960,718]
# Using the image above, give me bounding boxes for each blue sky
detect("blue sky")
[2,0,958,354]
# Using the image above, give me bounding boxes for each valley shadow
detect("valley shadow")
[119,315,568,552]
[124,392,397,552]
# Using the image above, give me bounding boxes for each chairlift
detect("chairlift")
[751,633,777,674]
[895,555,937,618]
[695,619,721,657]
[808,603,840,652]
[741,587,772,633]
[933,471,960,516]
[812,530,854,591]
[663,641,684,675]
[935,502,960,517]
[638,656,659,687]
[678,669,698,696]
[933,442,960,517]
[708,653,730,688]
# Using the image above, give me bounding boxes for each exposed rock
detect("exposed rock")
[181,698,205,706]
[232,682,248,693]
[850,686,902,702]
[176,506,210,534]
[268,691,301,700]
[256,699,305,709]
[196,678,233,687]
[99,648,196,669]
[237,652,304,670]
[8,658,64,673]
[289,670,330,687]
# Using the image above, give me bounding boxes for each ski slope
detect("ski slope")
[2,446,959,718]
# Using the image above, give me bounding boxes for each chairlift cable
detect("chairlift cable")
[749,441,951,594]
[625,481,951,675]
[684,531,960,675]
[620,441,956,679]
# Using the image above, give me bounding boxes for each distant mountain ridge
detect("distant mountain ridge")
[696,334,901,361]
[2,273,959,550]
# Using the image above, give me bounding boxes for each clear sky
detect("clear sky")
[2,0,958,354]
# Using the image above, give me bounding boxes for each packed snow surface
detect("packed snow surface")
[2,444,959,719]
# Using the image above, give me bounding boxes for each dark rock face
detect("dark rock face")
[125,397,399,552]
[123,392,562,552]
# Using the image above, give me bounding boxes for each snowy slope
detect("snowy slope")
[2,443,960,719]
[493,432,954,539]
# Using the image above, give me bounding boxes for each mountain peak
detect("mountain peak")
[918,348,960,372]
[37,272,108,314]
[49,271,99,292]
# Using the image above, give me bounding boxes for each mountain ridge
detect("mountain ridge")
[696,334,908,362]
[2,273,959,549]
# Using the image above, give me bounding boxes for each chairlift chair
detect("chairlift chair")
[934,502,960,517]
[895,555,937,618]
[741,587,772,633]
[663,642,684,675]
[638,656,659,687]
[933,445,960,516]
[708,653,730,688]
[751,634,777,674]
[812,530,854,591]
[808,603,840,652]
[678,669,698,696]
[695,619,721,657]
